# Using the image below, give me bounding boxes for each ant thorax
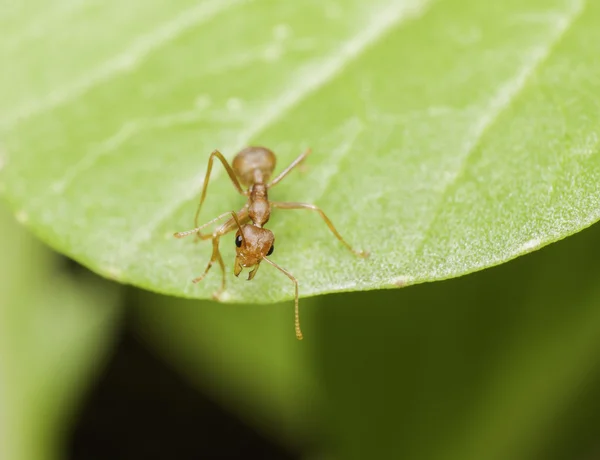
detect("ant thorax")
[248,183,270,226]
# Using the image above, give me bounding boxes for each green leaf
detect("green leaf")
[1,0,599,303]
[0,204,122,460]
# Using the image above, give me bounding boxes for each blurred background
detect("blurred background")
[3,196,600,460]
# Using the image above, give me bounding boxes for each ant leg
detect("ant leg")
[270,201,369,257]
[190,210,250,297]
[175,206,247,239]
[262,257,303,340]
[174,211,234,239]
[194,150,248,238]
[193,234,226,298]
[267,148,312,188]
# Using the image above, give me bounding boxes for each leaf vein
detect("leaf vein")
[0,0,249,131]
[407,0,586,275]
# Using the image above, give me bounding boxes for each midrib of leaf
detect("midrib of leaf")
[113,0,436,272]
[407,0,586,279]
[0,0,250,132]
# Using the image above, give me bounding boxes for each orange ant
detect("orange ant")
[174,147,368,340]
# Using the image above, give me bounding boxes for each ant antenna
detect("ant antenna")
[230,211,247,246]
[262,257,302,340]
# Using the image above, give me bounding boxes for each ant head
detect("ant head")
[233,224,275,280]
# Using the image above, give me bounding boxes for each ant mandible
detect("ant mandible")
[174,147,368,340]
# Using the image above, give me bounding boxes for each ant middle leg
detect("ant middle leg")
[270,201,369,257]
[267,148,312,188]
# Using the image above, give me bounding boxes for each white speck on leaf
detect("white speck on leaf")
[105,266,123,279]
[16,210,29,223]
[226,98,243,112]
[194,94,212,110]
[572,132,598,156]
[273,24,291,41]
[520,238,542,253]
[263,44,283,61]
[217,291,232,302]
[393,275,414,287]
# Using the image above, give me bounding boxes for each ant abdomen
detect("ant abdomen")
[232,146,276,186]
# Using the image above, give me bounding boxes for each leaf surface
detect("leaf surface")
[1,0,599,302]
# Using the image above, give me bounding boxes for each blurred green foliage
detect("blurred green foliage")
[0,204,122,460]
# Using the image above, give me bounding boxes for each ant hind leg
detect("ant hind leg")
[270,201,369,257]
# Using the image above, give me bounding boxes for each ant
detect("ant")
[174,147,368,340]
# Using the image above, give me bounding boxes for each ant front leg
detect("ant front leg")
[193,150,249,240]
[270,201,369,257]
[192,210,249,298]
[174,210,235,239]
[193,233,226,299]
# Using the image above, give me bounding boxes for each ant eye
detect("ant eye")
[235,235,243,247]
[267,244,274,256]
